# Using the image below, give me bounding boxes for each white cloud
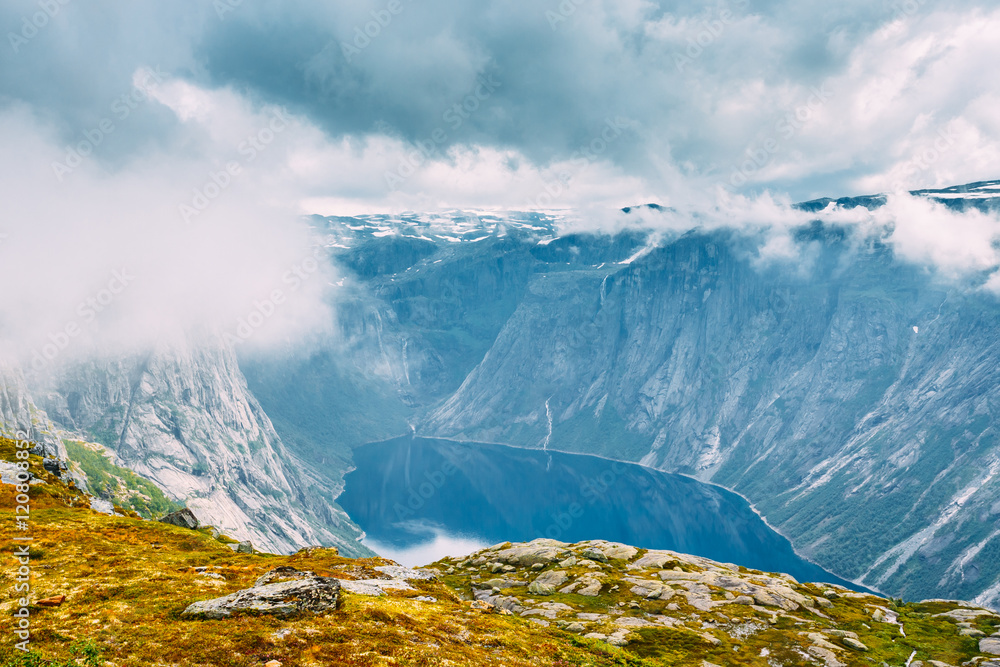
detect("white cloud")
[0,81,339,368]
[874,194,1000,279]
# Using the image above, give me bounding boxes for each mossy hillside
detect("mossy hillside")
[0,506,666,666]
[61,440,182,519]
[3,436,999,667]
[0,440,658,667]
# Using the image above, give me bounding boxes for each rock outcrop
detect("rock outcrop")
[439,538,1000,661]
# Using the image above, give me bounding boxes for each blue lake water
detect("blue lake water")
[339,436,857,588]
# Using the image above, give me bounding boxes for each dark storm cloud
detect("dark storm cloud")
[1,0,997,200]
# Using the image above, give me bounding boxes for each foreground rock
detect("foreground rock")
[181,568,340,619]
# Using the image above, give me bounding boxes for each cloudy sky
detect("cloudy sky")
[0,0,998,362]
[2,0,998,212]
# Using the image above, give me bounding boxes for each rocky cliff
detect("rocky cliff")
[12,337,367,556]
[0,361,62,457]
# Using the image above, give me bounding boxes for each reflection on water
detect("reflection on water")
[363,531,490,568]
[339,436,856,587]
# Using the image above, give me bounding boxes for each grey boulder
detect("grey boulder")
[181,571,340,619]
[528,570,569,595]
[981,638,1000,655]
[158,508,200,530]
[232,540,254,554]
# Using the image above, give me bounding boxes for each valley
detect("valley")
[3,182,1000,613]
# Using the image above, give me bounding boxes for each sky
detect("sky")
[2,0,998,212]
[0,0,998,362]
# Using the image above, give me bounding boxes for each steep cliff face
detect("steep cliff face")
[0,361,62,456]
[31,338,368,556]
[276,186,1000,606]
[419,230,1000,604]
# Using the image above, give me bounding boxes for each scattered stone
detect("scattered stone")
[481,577,524,590]
[615,616,655,628]
[753,589,799,611]
[631,551,676,570]
[340,579,414,596]
[937,609,999,622]
[36,595,66,607]
[608,630,633,646]
[564,622,586,632]
[841,636,868,651]
[529,570,569,595]
[42,457,68,477]
[981,638,1000,655]
[493,540,569,567]
[232,541,253,554]
[522,602,574,619]
[89,498,119,516]
[264,661,281,667]
[158,508,200,530]
[961,628,986,637]
[375,565,437,581]
[255,567,313,587]
[581,548,608,563]
[472,589,525,614]
[181,576,340,619]
[598,543,639,561]
[807,645,845,667]
[584,632,607,641]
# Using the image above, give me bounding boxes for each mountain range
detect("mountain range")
[3,180,1000,608]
